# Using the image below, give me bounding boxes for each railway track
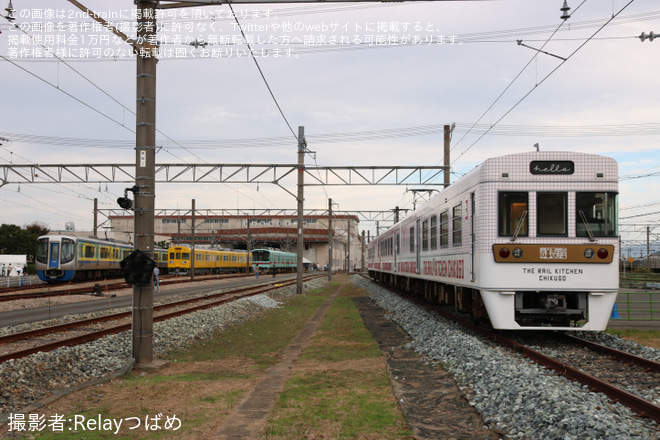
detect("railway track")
[0,272,250,301]
[0,274,323,365]
[365,274,660,426]
[422,300,660,424]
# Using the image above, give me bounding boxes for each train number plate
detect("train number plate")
[539,247,567,260]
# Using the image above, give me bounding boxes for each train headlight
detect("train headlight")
[499,247,510,259]
[584,248,595,259]
[597,248,609,259]
[513,248,523,258]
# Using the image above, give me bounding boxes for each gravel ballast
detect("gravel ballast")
[353,275,660,440]
[3,275,660,439]
[0,279,323,421]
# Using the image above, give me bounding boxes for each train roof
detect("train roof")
[168,244,246,252]
[477,150,617,181]
[373,150,618,237]
[37,234,133,246]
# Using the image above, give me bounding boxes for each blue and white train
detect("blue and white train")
[35,234,167,282]
[367,151,619,331]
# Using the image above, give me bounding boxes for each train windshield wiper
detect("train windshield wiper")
[510,210,528,242]
[579,210,596,242]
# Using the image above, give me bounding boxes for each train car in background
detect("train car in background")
[367,151,619,331]
[168,245,250,275]
[35,235,167,282]
[251,248,297,273]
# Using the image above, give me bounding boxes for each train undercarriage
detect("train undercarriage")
[368,270,589,329]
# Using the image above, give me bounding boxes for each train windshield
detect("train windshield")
[36,238,48,264]
[61,238,76,264]
[252,250,270,262]
[498,192,528,237]
[576,192,617,237]
[537,193,567,236]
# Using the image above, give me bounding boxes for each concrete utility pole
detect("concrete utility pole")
[133,0,157,366]
[361,230,365,272]
[191,198,196,279]
[328,198,333,282]
[296,126,305,294]
[444,124,451,188]
[347,216,351,273]
[93,198,98,237]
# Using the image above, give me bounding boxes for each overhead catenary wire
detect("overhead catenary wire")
[451,0,637,165]
[229,3,298,141]
[4,120,660,152]
[0,7,282,221]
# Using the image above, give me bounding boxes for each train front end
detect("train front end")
[477,152,619,331]
[35,235,77,282]
[168,246,192,275]
[251,249,272,272]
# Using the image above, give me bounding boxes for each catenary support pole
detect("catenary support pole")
[191,198,196,279]
[296,126,305,294]
[444,124,450,188]
[328,198,332,281]
[132,0,157,366]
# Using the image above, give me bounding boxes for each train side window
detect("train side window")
[430,215,437,250]
[409,227,415,253]
[85,245,95,259]
[182,252,190,260]
[422,220,429,252]
[61,238,76,264]
[576,192,617,237]
[396,233,400,255]
[452,204,462,246]
[440,211,449,248]
[498,192,529,237]
[537,192,567,236]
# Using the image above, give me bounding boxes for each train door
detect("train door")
[394,232,399,271]
[415,219,421,274]
[49,242,60,268]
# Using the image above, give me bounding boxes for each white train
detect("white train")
[367,151,619,331]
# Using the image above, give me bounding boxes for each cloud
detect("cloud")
[1,0,659,243]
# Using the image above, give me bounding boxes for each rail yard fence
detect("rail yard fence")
[2,275,41,288]
[615,273,660,321]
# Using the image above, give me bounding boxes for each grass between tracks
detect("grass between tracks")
[608,328,660,349]
[16,274,412,440]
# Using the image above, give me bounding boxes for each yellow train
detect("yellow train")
[168,245,250,275]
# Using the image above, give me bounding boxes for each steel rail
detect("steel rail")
[0,273,249,302]
[372,279,660,424]
[0,275,322,364]
[560,333,660,373]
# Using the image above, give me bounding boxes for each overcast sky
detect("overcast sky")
[1,0,659,251]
